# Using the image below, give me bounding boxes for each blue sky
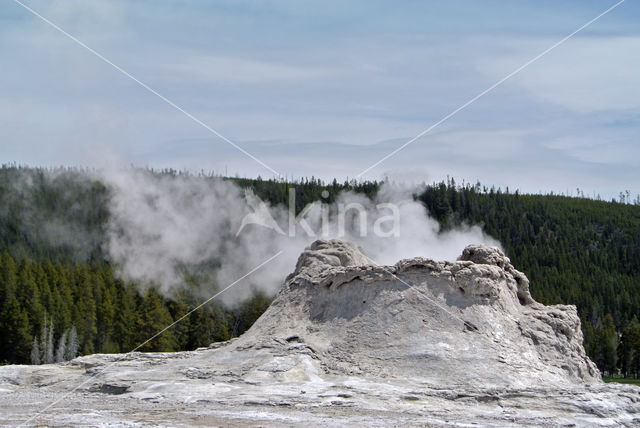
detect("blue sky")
[1,0,639,198]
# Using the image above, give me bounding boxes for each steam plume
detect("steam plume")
[101,169,501,304]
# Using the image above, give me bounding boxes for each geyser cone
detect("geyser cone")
[236,239,600,387]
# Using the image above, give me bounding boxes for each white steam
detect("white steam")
[102,169,501,304]
[326,183,501,264]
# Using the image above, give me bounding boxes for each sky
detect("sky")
[1,0,639,199]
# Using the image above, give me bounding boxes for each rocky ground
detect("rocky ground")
[1,240,639,427]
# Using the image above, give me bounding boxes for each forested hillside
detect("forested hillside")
[0,166,638,378]
[0,166,377,365]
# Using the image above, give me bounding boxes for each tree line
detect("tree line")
[0,166,638,378]
[0,250,271,363]
[0,166,377,364]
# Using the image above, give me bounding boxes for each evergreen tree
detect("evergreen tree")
[39,312,48,364]
[73,266,97,355]
[95,273,116,352]
[594,313,618,375]
[66,325,79,360]
[0,294,31,363]
[56,330,68,363]
[30,337,40,365]
[135,290,176,352]
[112,284,138,352]
[45,317,55,364]
[211,302,230,342]
[619,317,640,378]
[17,261,44,335]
